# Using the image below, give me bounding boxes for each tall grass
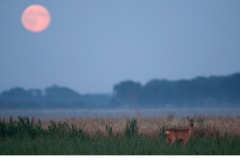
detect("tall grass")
[0,116,88,140]
[1,115,240,155]
[0,116,43,139]
[2,115,240,138]
[125,117,139,137]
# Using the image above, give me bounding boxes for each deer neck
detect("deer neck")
[188,125,193,135]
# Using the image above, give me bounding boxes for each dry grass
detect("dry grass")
[38,114,240,138]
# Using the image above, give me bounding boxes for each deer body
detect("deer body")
[165,116,194,145]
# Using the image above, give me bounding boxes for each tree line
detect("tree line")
[0,73,240,109]
[0,85,112,109]
[112,73,240,107]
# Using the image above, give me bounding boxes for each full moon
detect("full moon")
[21,4,51,32]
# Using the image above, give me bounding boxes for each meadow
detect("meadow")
[1,114,240,155]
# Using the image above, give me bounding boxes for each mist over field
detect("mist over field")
[0,73,240,119]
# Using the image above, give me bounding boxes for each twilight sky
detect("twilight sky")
[1,0,240,94]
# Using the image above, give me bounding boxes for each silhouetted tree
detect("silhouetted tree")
[44,84,82,104]
[112,73,240,107]
[0,87,42,103]
[113,80,142,105]
[142,80,174,105]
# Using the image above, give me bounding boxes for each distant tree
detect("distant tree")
[142,80,174,105]
[0,87,42,103]
[215,73,240,104]
[113,80,142,105]
[174,80,201,106]
[44,84,82,104]
[1,73,240,109]
[0,87,43,109]
[111,73,240,107]
[28,89,43,103]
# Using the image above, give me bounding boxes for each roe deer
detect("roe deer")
[165,116,195,145]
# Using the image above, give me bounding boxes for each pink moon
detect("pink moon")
[21,4,51,32]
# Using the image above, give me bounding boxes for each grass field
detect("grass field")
[1,115,240,155]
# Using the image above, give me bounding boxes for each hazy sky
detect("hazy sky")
[1,0,240,94]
